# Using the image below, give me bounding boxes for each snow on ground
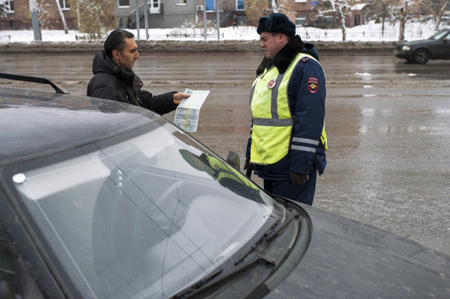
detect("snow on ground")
[0,21,442,43]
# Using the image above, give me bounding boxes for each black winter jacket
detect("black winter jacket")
[87,50,178,115]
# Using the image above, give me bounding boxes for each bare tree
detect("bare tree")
[398,1,408,41]
[270,0,294,13]
[396,0,449,31]
[245,0,293,26]
[0,2,6,18]
[434,0,449,30]
[68,0,115,39]
[366,0,393,37]
[245,0,269,26]
[333,1,348,41]
[33,0,59,29]
[55,0,69,33]
[313,0,351,41]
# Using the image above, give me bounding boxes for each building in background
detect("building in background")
[0,0,374,32]
[291,0,316,26]
[0,0,77,30]
[116,0,246,29]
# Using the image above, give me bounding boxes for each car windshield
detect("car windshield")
[429,29,449,40]
[5,120,280,299]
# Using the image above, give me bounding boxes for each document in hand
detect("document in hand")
[174,88,210,132]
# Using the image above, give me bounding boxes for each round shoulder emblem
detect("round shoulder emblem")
[267,79,276,89]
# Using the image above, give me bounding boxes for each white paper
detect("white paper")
[174,88,210,132]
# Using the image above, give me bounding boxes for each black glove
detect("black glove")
[290,172,309,185]
[243,157,252,170]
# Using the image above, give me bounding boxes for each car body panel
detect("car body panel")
[267,204,450,298]
[0,83,302,298]
[395,28,450,63]
[1,81,450,298]
[0,86,156,166]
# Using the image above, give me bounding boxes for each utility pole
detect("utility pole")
[144,0,149,39]
[203,0,207,41]
[135,0,140,39]
[216,0,220,40]
[29,0,41,41]
[195,0,198,23]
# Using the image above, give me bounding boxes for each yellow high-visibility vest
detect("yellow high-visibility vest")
[250,53,327,165]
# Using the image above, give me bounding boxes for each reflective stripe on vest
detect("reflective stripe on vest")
[249,53,327,165]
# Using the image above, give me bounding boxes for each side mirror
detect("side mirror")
[226,151,240,171]
[443,38,449,42]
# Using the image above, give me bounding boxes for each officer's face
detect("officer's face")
[260,32,287,60]
[114,37,140,70]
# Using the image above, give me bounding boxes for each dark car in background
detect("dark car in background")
[1,73,450,299]
[302,15,341,29]
[395,27,450,64]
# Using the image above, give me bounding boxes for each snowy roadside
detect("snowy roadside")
[0,39,398,53]
[0,22,439,53]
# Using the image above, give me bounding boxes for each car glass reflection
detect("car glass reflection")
[7,123,278,299]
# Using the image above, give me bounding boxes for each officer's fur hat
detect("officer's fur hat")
[257,13,296,38]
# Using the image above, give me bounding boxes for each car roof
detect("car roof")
[0,85,159,166]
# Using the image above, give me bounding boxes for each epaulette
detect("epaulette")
[300,57,310,63]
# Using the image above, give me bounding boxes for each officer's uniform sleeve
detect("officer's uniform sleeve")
[288,58,326,174]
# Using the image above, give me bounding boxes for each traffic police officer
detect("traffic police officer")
[244,13,327,205]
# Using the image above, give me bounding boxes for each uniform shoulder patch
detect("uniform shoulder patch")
[300,57,310,63]
[308,77,319,93]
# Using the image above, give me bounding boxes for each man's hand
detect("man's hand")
[290,172,309,185]
[172,92,190,105]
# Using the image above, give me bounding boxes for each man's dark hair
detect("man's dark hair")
[104,29,135,58]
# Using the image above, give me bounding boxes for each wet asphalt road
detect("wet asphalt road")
[1,50,450,255]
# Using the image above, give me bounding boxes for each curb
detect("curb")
[0,40,398,53]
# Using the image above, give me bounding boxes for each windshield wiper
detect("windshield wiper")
[234,207,298,267]
[172,207,300,299]
[172,268,224,299]
[171,252,274,299]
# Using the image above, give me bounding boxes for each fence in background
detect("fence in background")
[297,27,437,42]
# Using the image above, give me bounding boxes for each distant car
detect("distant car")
[395,28,450,64]
[1,73,450,299]
[302,16,340,29]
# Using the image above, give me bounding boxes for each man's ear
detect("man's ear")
[112,49,120,60]
[278,33,289,45]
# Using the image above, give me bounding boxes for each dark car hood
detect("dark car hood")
[0,86,158,165]
[267,204,450,298]
[401,38,434,46]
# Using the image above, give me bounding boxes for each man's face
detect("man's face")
[114,37,140,70]
[260,32,285,60]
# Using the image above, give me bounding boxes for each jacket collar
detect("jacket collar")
[256,35,321,76]
[272,35,305,74]
[92,50,137,86]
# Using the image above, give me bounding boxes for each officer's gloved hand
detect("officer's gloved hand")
[243,157,252,170]
[290,172,309,185]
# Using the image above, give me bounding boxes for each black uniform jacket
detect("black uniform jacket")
[87,50,178,115]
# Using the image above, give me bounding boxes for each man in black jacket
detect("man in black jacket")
[87,29,189,115]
